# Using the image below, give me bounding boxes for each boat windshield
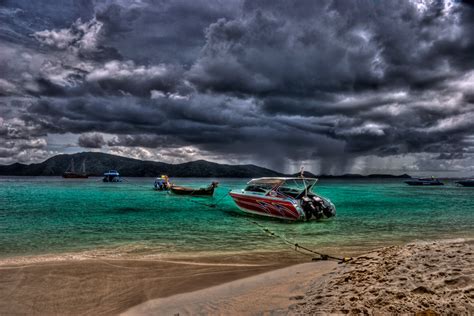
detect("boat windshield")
[244,178,317,196]
[277,179,318,197]
[244,179,282,193]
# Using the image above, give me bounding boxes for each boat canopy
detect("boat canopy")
[104,170,120,176]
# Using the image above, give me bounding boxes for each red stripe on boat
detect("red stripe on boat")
[230,193,300,220]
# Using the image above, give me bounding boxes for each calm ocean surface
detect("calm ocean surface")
[1,177,473,259]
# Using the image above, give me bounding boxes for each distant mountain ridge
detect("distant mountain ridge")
[0,152,412,178]
[0,152,284,177]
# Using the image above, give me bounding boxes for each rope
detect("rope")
[181,189,231,208]
[121,178,154,190]
[205,190,232,208]
[245,218,352,263]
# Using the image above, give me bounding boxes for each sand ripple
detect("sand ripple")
[291,239,474,315]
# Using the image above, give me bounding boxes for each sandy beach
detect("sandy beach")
[1,239,472,315]
[124,239,473,315]
[123,261,338,315]
[292,239,474,315]
[0,250,303,315]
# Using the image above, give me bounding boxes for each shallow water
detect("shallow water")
[0,177,473,259]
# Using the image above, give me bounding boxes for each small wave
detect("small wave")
[145,259,268,267]
[0,245,287,267]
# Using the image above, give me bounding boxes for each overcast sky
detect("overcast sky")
[1,0,473,175]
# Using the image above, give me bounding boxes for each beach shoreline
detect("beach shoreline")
[123,238,473,315]
[1,238,472,315]
[0,249,306,315]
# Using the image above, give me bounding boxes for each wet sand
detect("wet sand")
[0,251,304,315]
[123,261,337,315]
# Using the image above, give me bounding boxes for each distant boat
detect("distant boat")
[170,181,218,196]
[154,175,171,191]
[455,179,474,187]
[405,177,444,186]
[62,158,88,178]
[103,170,122,182]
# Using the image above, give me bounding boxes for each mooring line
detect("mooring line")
[188,191,352,263]
[178,189,231,208]
[244,218,352,263]
[121,178,154,190]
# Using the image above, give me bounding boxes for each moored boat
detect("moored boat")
[103,170,122,182]
[62,158,88,178]
[405,177,444,186]
[170,181,218,196]
[456,179,474,187]
[154,175,171,191]
[229,177,336,221]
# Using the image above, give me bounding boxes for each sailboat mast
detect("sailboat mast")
[81,160,86,174]
[70,158,75,173]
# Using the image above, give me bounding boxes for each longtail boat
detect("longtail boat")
[170,182,218,196]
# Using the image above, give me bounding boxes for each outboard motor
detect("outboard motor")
[301,196,336,220]
[302,196,323,220]
[317,197,336,218]
[301,196,314,220]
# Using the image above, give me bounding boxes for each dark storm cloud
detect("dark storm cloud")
[77,132,105,148]
[85,61,190,97]
[106,134,172,148]
[189,0,472,96]
[25,96,166,134]
[33,17,122,61]
[0,108,51,163]
[1,0,474,174]
[1,0,94,44]
[94,0,242,65]
[186,0,474,168]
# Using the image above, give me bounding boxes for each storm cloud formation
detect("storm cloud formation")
[0,0,473,175]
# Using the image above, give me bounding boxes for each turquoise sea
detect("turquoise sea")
[1,177,473,260]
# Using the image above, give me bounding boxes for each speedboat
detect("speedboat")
[103,170,122,182]
[405,177,444,186]
[229,177,336,221]
[456,179,474,187]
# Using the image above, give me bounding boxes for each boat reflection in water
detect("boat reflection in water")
[456,179,474,187]
[229,177,335,221]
